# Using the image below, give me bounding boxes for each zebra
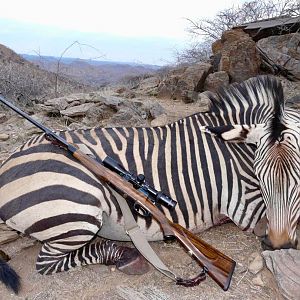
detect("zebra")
[0,75,298,294]
[199,76,300,249]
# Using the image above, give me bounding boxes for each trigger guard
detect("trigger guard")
[133,203,151,218]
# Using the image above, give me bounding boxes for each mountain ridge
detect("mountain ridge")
[21,54,161,69]
[22,54,161,87]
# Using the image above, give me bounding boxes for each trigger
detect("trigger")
[133,203,151,218]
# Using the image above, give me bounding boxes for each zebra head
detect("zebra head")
[201,76,300,250]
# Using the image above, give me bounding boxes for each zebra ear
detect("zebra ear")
[200,124,264,144]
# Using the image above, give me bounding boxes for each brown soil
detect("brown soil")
[0,91,293,299]
[1,223,284,300]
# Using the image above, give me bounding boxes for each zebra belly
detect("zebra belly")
[0,147,105,243]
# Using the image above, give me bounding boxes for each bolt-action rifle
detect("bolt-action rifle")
[0,95,236,291]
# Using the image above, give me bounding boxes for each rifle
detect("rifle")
[0,95,236,291]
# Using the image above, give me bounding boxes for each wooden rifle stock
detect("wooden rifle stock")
[171,223,235,291]
[72,149,236,291]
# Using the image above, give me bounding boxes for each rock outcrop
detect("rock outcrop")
[129,27,300,105]
[0,224,19,245]
[38,92,165,127]
[263,249,300,300]
[213,28,261,82]
[257,33,300,79]
[157,63,212,100]
[204,71,229,92]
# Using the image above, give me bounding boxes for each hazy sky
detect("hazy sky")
[0,0,246,65]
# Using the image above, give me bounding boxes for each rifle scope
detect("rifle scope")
[103,156,177,210]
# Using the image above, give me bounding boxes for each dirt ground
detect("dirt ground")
[0,90,296,299]
[1,223,285,300]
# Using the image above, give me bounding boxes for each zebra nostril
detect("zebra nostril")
[261,235,273,251]
[279,242,296,249]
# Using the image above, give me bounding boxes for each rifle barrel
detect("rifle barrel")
[0,95,77,153]
[0,95,50,133]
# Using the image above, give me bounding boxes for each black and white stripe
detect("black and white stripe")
[36,239,136,275]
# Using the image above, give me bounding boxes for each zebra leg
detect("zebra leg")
[36,239,149,275]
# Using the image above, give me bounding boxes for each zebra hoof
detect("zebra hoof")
[116,247,150,275]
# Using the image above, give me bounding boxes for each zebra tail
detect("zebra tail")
[0,258,20,294]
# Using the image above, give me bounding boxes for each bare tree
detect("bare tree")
[186,0,300,42]
[0,60,54,106]
[175,0,300,64]
[53,41,104,97]
[174,41,212,64]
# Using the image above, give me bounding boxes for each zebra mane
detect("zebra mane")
[205,75,285,128]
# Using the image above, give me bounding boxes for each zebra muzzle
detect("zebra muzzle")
[261,235,298,250]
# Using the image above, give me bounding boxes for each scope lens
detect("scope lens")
[157,193,177,209]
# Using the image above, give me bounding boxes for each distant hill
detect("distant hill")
[22,54,161,87]
[0,44,93,105]
[0,44,28,65]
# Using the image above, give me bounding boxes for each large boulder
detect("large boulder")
[44,97,69,110]
[60,103,97,117]
[106,99,165,127]
[157,63,212,100]
[213,28,261,82]
[40,93,108,116]
[183,63,213,92]
[257,33,300,79]
[137,76,160,96]
[204,71,229,92]
[263,249,300,300]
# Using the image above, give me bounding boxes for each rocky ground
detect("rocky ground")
[0,78,300,299]
[0,223,286,300]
